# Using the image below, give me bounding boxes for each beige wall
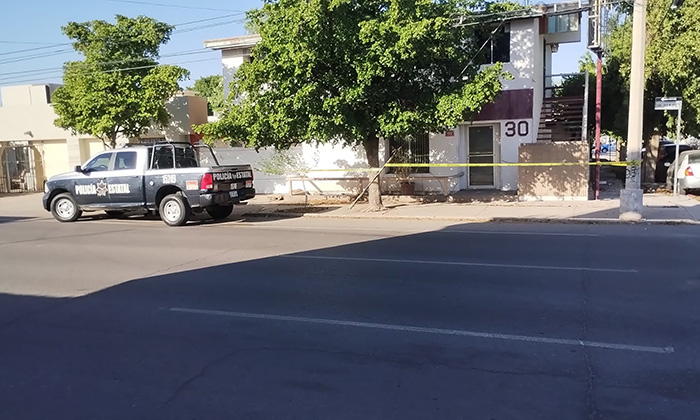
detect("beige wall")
[80,139,107,164]
[1,85,51,106]
[518,141,589,201]
[141,93,208,142]
[37,140,71,181]
[0,84,207,184]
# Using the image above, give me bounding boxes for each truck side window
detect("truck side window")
[175,147,199,168]
[83,153,113,172]
[153,146,174,169]
[114,151,137,170]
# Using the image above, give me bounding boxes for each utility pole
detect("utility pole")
[588,0,603,200]
[594,51,602,200]
[619,0,646,221]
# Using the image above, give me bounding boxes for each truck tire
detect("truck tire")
[207,204,233,220]
[51,193,82,222]
[159,193,191,226]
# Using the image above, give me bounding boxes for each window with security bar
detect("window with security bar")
[388,134,430,174]
[474,24,510,66]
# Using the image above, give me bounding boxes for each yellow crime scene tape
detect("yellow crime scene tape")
[302,161,640,172]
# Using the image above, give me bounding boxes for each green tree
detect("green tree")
[52,15,190,149]
[195,0,510,210]
[598,0,700,180]
[605,0,700,139]
[190,75,224,116]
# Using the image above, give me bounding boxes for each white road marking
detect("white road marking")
[168,307,673,354]
[280,254,638,273]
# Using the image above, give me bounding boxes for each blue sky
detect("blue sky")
[0,0,589,92]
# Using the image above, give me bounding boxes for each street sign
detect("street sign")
[655,97,683,111]
[654,97,684,195]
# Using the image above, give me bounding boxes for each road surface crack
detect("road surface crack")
[158,345,577,409]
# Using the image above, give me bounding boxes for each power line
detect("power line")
[0,13,245,58]
[0,40,64,46]
[0,49,76,66]
[172,12,246,27]
[0,57,221,85]
[0,44,73,57]
[174,18,245,34]
[0,49,219,82]
[105,0,244,12]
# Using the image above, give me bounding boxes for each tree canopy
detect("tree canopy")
[190,75,224,116]
[604,0,700,138]
[196,0,512,209]
[52,15,190,148]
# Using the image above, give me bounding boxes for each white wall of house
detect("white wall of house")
[221,50,249,99]
[142,93,208,143]
[499,18,538,91]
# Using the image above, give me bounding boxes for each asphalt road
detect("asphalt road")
[1,211,699,419]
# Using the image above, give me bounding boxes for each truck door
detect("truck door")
[73,151,114,207]
[107,150,144,209]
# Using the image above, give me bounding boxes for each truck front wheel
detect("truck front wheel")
[159,193,191,226]
[207,204,233,220]
[51,193,82,222]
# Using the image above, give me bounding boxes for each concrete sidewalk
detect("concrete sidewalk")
[3,192,700,224]
[237,192,700,224]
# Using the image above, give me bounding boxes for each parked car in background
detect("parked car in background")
[652,142,694,183]
[665,150,700,194]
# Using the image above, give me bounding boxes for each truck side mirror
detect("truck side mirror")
[75,165,83,172]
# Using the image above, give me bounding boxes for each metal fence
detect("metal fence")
[0,145,39,194]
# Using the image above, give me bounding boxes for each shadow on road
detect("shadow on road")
[0,222,697,419]
[0,216,36,224]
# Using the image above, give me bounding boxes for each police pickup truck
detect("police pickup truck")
[42,142,255,226]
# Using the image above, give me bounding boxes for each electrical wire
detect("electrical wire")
[105,0,243,12]
[0,49,219,82]
[0,49,76,65]
[0,57,221,85]
[0,13,245,58]
[0,40,62,45]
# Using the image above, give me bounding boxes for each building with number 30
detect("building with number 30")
[203,2,590,200]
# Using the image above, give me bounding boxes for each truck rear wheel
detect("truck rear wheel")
[51,193,82,222]
[159,193,191,226]
[207,204,234,220]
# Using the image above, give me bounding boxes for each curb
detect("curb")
[238,211,700,225]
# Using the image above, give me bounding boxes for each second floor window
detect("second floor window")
[475,24,510,65]
[548,13,579,34]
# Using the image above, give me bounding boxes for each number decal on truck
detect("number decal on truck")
[163,174,176,184]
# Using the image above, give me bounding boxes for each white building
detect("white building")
[0,84,208,193]
[203,3,586,196]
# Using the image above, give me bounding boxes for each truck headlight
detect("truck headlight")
[44,183,49,193]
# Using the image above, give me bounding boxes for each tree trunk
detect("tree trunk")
[363,134,383,211]
[642,128,660,184]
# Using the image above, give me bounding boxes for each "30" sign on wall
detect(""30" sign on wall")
[504,121,529,137]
